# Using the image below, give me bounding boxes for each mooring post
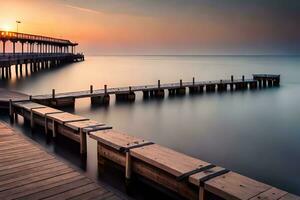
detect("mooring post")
[158,80,161,89]
[52,89,55,99]
[180,79,183,87]
[231,75,234,82]
[125,151,132,180]
[104,85,107,94]
[129,86,132,93]
[242,75,245,82]
[90,85,93,93]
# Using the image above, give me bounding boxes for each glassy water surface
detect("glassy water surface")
[1,56,300,196]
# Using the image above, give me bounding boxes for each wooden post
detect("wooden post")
[9,99,13,123]
[231,75,234,82]
[158,80,161,89]
[180,79,183,87]
[29,95,32,101]
[30,110,34,128]
[80,128,87,155]
[52,120,56,137]
[44,117,48,136]
[104,85,107,94]
[125,151,132,179]
[242,75,245,81]
[90,85,93,93]
[199,187,205,200]
[52,89,55,99]
[193,77,195,86]
[129,86,132,93]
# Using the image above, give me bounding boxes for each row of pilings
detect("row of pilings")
[0,55,84,79]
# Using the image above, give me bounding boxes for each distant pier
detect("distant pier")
[32,74,280,107]
[0,31,84,79]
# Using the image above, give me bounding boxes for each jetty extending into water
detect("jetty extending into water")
[0,31,84,79]
[0,121,121,200]
[32,74,280,107]
[1,73,299,200]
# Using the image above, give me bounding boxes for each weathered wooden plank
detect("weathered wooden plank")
[205,172,271,200]
[0,167,74,192]
[32,107,64,117]
[47,112,88,124]
[250,187,288,200]
[69,188,110,200]
[280,193,300,200]
[13,101,46,111]
[0,159,58,177]
[90,130,153,152]
[0,171,81,198]
[18,178,94,200]
[0,162,66,184]
[42,182,99,200]
[65,120,104,131]
[130,143,210,177]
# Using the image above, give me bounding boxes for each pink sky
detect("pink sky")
[0,0,299,55]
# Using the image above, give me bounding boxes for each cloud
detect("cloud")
[63,4,102,15]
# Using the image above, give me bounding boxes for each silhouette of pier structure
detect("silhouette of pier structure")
[0,31,84,79]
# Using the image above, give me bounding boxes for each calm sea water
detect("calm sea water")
[1,55,300,197]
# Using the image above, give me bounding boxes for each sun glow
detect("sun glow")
[0,24,13,32]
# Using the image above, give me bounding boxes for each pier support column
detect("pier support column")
[143,90,149,99]
[206,84,216,92]
[91,95,110,105]
[268,79,273,87]
[116,87,135,102]
[217,81,227,92]
[250,82,258,89]
[154,89,165,98]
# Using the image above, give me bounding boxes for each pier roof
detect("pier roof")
[0,31,77,46]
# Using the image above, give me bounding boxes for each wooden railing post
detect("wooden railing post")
[52,89,55,99]
[104,85,107,94]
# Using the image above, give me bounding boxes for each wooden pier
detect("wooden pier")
[0,121,121,200]
[32,74,280,107]
[1,73,297,200]
[0,31,84,79]
[90,129,299,200]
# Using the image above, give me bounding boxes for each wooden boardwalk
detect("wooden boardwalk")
[0,121,122,200]
[32,74,280,107]
[90,129,300,200]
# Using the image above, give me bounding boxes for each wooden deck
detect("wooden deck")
[0,89,29,109]
[90,130,300,200]
[0,121,122,200]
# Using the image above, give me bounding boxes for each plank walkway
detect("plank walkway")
[0,121,122,200]
[32,79,256,100]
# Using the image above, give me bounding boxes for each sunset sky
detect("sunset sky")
[0,0,299,55]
